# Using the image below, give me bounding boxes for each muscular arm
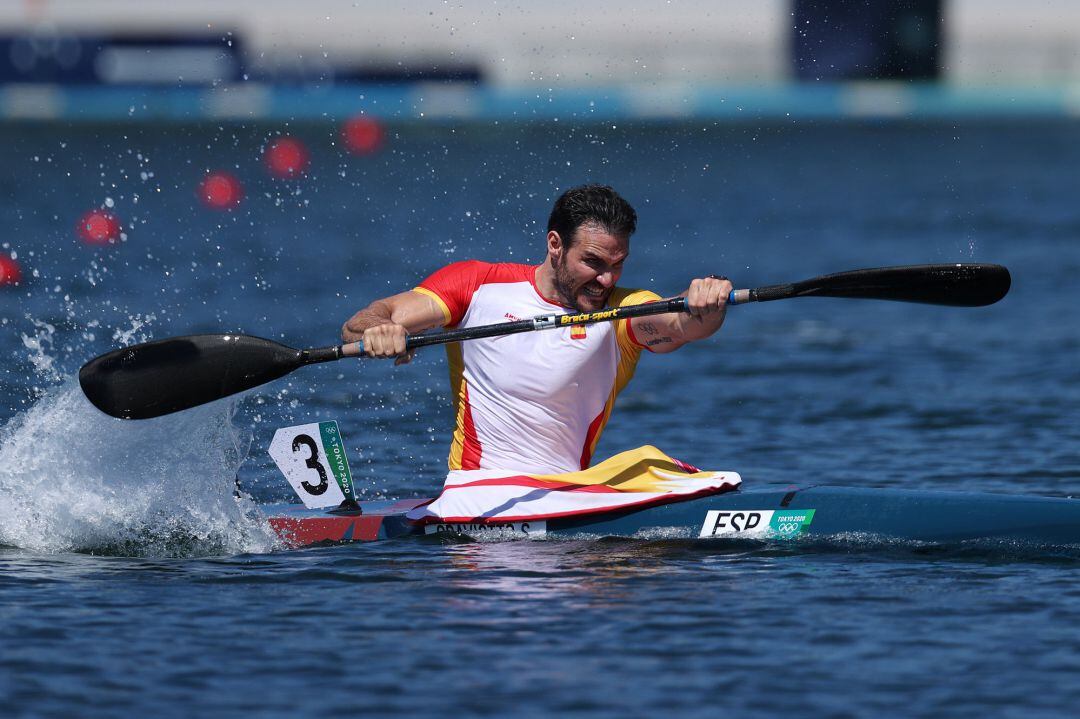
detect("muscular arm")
[341,290,448,363]
[630,276,733,354]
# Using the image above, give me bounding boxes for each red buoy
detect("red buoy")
[265,137,310,178]
[341,116,385,155]
[0,256,21,286]
[77,210,122,245]
[197,171,244,209]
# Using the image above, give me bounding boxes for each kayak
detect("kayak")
[263,484,1080,549]
[261,421,1079,550]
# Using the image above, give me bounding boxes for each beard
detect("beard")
[552,254,609,311]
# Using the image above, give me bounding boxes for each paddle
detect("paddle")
[79,263,1010,419]
[728,263,1010,306]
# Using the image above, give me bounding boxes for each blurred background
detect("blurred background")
[0,1,1077,117]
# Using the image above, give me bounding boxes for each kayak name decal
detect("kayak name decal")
[699,509,816,539]
[424,521,547,537]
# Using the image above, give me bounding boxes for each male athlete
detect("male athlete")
[342,184,732,477]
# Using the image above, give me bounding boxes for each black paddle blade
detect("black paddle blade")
[79,334,303,420]
[786,263,1011,306]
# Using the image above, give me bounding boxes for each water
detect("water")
[2,121,1079,717]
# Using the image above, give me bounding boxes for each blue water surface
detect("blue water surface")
[1,120,1079,718]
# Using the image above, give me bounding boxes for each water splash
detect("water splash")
[0,379,275,557]
[111,313,157,346]
[20,319,62,385]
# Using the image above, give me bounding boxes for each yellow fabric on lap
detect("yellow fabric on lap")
[527,445,714,493]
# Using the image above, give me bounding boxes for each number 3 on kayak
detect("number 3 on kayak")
[269,421,358,509]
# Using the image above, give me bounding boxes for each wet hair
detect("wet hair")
[547,184,637,247]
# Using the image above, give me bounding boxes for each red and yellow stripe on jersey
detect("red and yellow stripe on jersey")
[413,260,658,475]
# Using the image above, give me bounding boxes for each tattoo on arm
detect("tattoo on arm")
[638,319,674,347]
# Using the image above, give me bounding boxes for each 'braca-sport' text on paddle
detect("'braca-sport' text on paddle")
[79,263,1011,419]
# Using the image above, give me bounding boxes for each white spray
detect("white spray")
[0,380,276,557]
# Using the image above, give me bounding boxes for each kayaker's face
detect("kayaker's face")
[548,224,629,311]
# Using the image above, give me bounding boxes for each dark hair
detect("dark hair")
[547,185,637,247]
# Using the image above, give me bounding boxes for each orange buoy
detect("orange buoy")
[265,137,310,179]
[0,256,21,286]
[77,209,122,245]
[341,116,385,155]
[197,171,244,209]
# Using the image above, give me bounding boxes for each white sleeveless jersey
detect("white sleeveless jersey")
[415,261,659,474]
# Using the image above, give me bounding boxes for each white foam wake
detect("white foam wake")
[0,380,275,557]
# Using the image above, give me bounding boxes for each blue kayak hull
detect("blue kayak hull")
[264,485,1080,549]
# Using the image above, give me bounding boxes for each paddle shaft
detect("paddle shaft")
[339,263,1009,358]
[330,297,690,359]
